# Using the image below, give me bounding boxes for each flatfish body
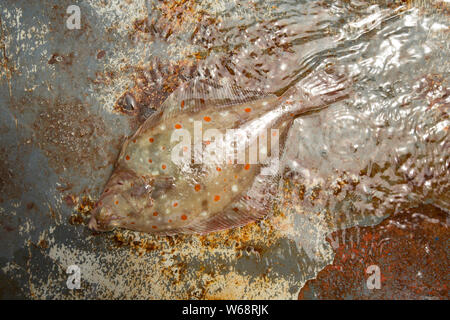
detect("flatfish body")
[89,73,349,235]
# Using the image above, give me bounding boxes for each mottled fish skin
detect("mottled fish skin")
[89,72,350,235]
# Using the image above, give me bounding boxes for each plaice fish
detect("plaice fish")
[89,70,351,235]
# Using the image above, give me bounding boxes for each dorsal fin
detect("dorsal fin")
[160,78,272,120]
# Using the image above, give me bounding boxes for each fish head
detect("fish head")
[89,168,156,231]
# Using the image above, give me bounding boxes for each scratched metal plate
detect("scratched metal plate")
[0,0,448,299]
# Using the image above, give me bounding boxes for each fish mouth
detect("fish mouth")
[88,207,118,232]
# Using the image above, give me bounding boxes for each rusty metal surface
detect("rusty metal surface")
[0,0,448,299]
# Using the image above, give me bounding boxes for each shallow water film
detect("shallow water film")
[0,0,448,299]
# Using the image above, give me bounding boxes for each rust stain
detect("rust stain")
[0,146,26,200]
[96,50,106,60]
[47,52,74,65]
[0,16,13,97]
[68,195,96,226]
[37,239,48,249]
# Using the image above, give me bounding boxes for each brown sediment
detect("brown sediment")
[48,52,75,66]
[68,214,85,226]
[63,194,77,207]
[0,16,14,97]
[113,61,195,128]
[0,146,25,200]
[108,209,282,259]
[37,239,48,249]
[119,0,207,130]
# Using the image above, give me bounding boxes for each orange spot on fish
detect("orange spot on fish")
[244,164,250,170]
[233,207,239,212]
[125,155,130,160]
[214,195,220,202]
[148,159,152,163]
[152,225,157,229]
[204,140,210,145]
[173,202,178,207]
[149,137,154,143]
[168,219,172,223]
[272,131,277,136]
[115,200,119,205]
[162,164,167,170]
[175,124,182,129]
[204,116,211,122]
[216,167,221,171]
[235,175,238,179]
[245,107,251,113]
[153,211,158,216]
[181,214,187,220]
[181,100,185,108]
[194,184,201,192]
[133,139,136,143]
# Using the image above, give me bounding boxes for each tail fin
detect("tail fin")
[281,67,353,116]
